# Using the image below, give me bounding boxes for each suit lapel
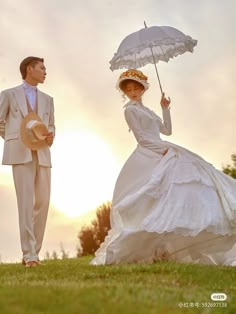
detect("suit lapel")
[37,90,47,119]
[13,85,28,117]
[13,85,47,119]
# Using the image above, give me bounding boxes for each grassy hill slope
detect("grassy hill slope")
[0,257,235,314]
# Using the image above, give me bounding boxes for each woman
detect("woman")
[91,69,236,266]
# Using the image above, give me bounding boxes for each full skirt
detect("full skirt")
[91,142,236,266]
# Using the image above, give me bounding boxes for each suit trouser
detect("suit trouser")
[12,152,51,262]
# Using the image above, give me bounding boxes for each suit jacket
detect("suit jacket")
[0,85,55,167]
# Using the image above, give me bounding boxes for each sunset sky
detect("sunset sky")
[0,0,235,262]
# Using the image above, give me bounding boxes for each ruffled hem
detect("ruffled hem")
[143,223,236,237]
[90,228,121,265]
[91,227,236,265]
[110,38,197,70]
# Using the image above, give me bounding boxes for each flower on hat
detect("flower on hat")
[119,69,148,81]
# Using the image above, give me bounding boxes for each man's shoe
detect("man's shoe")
[35,260,44,266]
[22,258,44,267]
[25,261,38,268]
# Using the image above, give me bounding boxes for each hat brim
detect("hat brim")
[20,112,48,151]
[117,76,149,91]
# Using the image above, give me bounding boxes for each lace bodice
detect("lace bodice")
[124,100,172,155]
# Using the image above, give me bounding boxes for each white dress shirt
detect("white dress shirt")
[23,81,37,111]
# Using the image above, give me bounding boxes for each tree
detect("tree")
[60,242,69,259]
[91,202,111,246]
[44,251,50,260]
[52,250,59,260]
[77,201,111,256]
[222,154,236,179]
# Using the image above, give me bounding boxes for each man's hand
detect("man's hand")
[45,132,54,146]
[160,93,171,108]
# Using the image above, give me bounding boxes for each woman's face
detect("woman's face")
[124,81,144,101]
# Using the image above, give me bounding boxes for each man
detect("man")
[0,56,55,267]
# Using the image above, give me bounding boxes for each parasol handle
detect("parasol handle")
[144,21,164,95]
[150,49,164,95]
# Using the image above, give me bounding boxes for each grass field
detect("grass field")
[0,257,235,314]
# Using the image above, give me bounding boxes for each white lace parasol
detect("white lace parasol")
[110,23,197,94]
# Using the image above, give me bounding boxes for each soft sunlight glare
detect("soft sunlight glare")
[0,166,14,187]
[50,131,119,217]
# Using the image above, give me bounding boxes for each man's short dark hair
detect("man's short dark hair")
[20,56,44,79]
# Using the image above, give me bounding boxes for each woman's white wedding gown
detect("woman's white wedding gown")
[91,101,236,266]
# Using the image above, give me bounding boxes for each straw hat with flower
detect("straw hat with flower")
[117,69,149,91]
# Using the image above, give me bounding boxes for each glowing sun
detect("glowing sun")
[50,131,119,217]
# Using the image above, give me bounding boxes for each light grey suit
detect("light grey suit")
[0,84,55,262]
